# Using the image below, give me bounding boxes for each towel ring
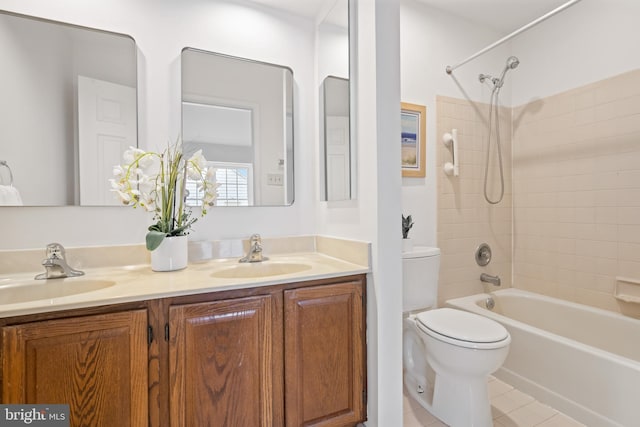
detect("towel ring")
[0,160,14,186]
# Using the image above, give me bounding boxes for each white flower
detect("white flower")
[137,174,156,196]
[205,167,217,180]
[123,147,145,164]
[186,151,207,181]
[114,190,132,205]
[189,150,206,170]
[112,165,125,180]
[139,195,157,212]
[136,152,156,170]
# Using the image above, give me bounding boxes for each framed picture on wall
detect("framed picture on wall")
[401,102,426,177]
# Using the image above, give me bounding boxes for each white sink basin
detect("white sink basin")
[211,262,312,279]
[0,278,116,305]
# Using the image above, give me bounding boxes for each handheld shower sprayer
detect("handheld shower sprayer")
[495,56,520,88]
[479,56,520,89]
[506,56,520,69]
[480,55,520,205]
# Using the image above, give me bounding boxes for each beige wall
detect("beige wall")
[436,71,640,317]
[513,69,640,317]
[436,96,513,306]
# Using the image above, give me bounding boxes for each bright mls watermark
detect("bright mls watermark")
[0,405,69,426]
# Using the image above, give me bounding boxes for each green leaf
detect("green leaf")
[146,230,167,251]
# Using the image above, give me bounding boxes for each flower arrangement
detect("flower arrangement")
[402,214,414,239]
[111,141,219,251]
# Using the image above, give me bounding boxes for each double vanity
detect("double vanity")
[1,3,360,425]
[0,236,369,426]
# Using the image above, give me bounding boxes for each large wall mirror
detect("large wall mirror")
[0,11,137,206]
[318,0,353,201]
[181,48,294,207]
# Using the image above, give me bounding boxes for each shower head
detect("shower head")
[495,56,520,88]
[506,56,520,69]
[479,56,520,89]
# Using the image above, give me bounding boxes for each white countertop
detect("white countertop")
[0,249,370,319]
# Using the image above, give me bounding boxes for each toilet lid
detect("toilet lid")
[416,308,509,344]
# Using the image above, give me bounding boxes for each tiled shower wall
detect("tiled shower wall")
[513,69,640,316]
[436,96,513,306]
[436,71,640,316]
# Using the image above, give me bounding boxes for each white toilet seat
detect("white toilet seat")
[415,308,510,350]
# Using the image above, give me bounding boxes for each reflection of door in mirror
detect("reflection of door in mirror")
[322,77,350,201]
[181,48,294,207]
[0,11,137,206]
[78,76,136,206]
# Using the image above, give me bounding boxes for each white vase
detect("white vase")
[402,238,414,253]
[151,235,188,272]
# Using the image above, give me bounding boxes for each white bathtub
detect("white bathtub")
[446,288,640,427]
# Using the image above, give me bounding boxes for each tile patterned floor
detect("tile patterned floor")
[404,376,586,427]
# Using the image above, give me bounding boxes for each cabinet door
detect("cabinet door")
[284,281,366,427]
[2,309,148,426]
[169,294,278,427]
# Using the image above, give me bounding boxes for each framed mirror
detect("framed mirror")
[181,48,294,207]
[0,11,137,206]
[318,0,353,201]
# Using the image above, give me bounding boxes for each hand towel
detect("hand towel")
[0,185,23,205]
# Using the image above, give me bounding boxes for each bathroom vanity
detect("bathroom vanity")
[0,239,369,427]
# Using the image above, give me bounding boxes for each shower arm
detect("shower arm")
[445,0,582,75]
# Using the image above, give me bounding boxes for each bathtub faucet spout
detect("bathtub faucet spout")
[480,273,501,286]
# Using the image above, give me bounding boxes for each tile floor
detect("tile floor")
[403,376,585,427]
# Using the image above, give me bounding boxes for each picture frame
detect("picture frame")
[401,102,426,177]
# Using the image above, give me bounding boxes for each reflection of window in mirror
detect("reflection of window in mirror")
[214,163,253,206]
[187,162,253,207]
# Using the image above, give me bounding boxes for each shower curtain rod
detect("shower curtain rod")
[445,0,583,74]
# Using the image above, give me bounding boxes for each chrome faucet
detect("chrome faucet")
[34,243,85,280]
[239,234,268,263]
[480,273,501,286]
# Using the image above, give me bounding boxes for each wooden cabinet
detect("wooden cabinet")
[284,281,365,427]
[168,295,280,427]
[2,310,148,426]
[0,274,366,427]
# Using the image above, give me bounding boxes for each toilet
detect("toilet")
[402,247,511,427]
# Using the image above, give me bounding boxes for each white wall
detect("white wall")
[511,0,640,106]
[317,20,349,82]
[399,0,513,247]
[316,0,404,424]
[0,0,316,249]
[397,0,640,248]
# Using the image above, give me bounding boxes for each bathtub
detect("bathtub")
[446,288,640,427]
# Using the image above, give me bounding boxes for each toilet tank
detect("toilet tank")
[402,246,441,312]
